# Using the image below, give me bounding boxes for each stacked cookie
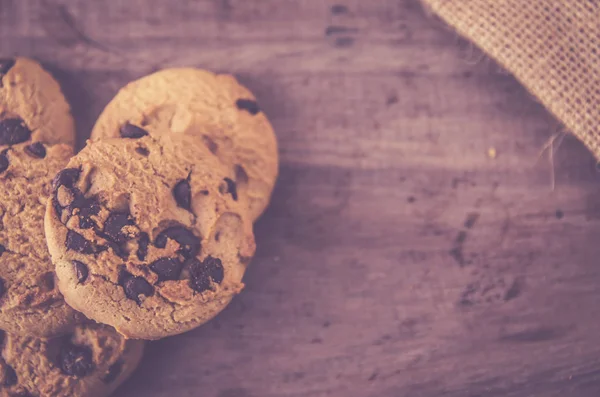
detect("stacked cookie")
[0,58,144,397]
[0,58,278,396]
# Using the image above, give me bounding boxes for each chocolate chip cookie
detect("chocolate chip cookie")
[89,68,278,221]
[0,323,144,396]
[45,135,256,340]
[0,57,83,337]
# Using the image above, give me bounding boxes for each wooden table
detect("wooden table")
[4,0,600,396]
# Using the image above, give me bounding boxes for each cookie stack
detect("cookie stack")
[0,58,278,396]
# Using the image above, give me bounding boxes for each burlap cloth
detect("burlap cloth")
[422,0,600,158]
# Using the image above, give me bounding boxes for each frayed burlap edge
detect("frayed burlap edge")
[422,0,600,160]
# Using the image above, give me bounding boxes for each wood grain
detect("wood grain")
[4,0,600,396]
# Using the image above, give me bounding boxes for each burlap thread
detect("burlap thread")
[422,0,600,159]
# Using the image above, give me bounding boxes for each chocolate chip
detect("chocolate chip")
[103,360,123,383]
[3,365,17,386]
[0,278,6,298]
[136,232,149,261]
[69,194,100,229]
[120,123,148,139]
[103,212,134,244]
[235,98,261,115]
[52,168,80,191]
[66,189,85,208]
[24,142,46,158]
[188,256,224,292]
[22,294,34,306]
[124,277,154,303]
[73,261,88,283]
[154,234,167,248]
[118,269,131,284]
[0,245,5,256]
[0,150,8,174]
[101,240,128,259]
[135,146,149,156]
[65,230,94,254]
[0,330,4,345]
[234,164,249,185]
[76,194,99,213]
[173,179,191,210]
[0,118,31,146]
[78,216,95,229]
[221,177,238,201]
[55,187,89,226]
[119,270,154,304]
[59,342,93,377]
[0,59,15,78]
[154,226,200,258]
[52,197,64,220]
[150,257,183,282]
[204,257,224,284]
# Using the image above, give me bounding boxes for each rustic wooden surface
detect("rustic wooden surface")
[4,0,600,396]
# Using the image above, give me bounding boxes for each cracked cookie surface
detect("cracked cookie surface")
[90,68,278,221]
[45,135,256,340]
[0,57,82,337]
[0,323,144,397]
